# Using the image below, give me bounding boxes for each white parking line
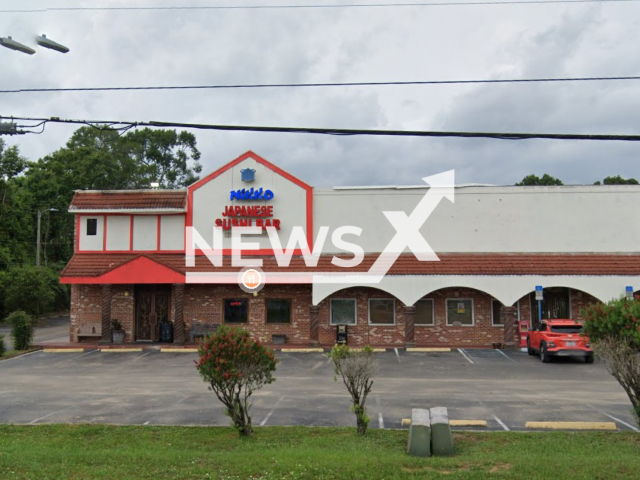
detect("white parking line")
[457,349,475,364]
[492,414,510,431]
[601,413,640,432]
[311,361,324,370]
[260,397,284,426]
[0,350,43,363]
[56,349,99,363]
[378,412,385,429]
[394,348,401,363]
[30,406,71,425]
[496,349,519,363]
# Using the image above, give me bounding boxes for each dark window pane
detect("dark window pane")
[266,299,291,324]
[550,325,582,333]
[369,299,395,325]
[446,299,473,326]
[330,299,356,325]
[492,300,503,326]
[415,299,434,325]
[86,218,98,236]
[224,299,248,323]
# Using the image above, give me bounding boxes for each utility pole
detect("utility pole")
[36,208,58,267]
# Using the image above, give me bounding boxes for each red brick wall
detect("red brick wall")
[183,284,312,344]
[68,283,601,346]
[412,288,503,348]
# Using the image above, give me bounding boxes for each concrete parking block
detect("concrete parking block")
[99,348,143,353]
[450,420,487,427]
[280,348,324,353]
[406,348,451,352]
[526,421,617,431]
[160,348,198,353]
[43,348,84,353]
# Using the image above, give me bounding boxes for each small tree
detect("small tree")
[328,344,377,435]
[582,298,640,425]
[7,311,34,351]
[195,326,278,436]
[0,334,6,357]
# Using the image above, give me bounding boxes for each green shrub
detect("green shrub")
[7,311,34,351]
[195,326,278,436]
[582,298,640,426]
[328,344,377,435]
[0,334,5,357]
[0,265,59,317]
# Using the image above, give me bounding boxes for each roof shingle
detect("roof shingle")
[70,191,186,211]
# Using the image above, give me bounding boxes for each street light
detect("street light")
[0,36,35,55]
[36,34,69,53]
[36,208,58,267]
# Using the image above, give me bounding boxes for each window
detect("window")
[266,299,291,324]
[86,218,98,236]
[414,299,434,326]
[369,298,395,325]
[446,299,474,326]
[224,299,248,323]
[492,300,503,326]
[330,299,357,325]
[550,324,583,334]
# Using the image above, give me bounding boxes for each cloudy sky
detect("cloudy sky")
[2,0,640,187]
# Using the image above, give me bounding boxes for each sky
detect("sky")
[2,0,640,187]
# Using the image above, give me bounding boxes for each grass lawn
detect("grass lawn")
[0,426,638,479]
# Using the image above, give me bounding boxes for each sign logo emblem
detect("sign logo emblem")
[238,266,266,293]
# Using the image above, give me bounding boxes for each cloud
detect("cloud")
[2,1,640,187]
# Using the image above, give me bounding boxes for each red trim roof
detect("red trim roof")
[70,191,186,210]
[60,253,640,281]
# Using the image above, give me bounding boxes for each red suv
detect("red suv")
[527,319,593,363]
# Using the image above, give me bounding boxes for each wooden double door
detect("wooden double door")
[135,286,170,341]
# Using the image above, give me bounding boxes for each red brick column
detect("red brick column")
[404,305,416,348]
[173,284,185,345]
[501,305,518,347]
[99,284,112,344]
[309,305,320,346]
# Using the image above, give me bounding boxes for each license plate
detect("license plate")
[565,341,576,347]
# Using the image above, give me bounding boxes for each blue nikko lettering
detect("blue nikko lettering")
[230,187,275,201]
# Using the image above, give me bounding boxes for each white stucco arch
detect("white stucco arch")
[311,275,639,306]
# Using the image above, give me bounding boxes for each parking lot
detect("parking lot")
[0,347,637,431]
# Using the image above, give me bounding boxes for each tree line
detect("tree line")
[0,127,202,320]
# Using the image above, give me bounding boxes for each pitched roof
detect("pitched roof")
[60,252,640,278]
[69,190,187,211]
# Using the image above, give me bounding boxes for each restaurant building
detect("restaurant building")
[60,151,640,348]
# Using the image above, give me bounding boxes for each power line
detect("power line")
[5,115,640,142]
[3,75,640,94]
[1,0,639,13]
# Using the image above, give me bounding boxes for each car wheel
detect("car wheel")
[527,338,535,356]
[585,355,594,364]
[540,343,551,363]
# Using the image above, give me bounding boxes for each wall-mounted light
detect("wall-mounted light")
[626,286,634,301]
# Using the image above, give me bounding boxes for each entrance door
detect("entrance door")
[135,286,170,341]
[529,287,570,328]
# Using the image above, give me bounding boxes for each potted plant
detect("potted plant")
[112,319,125,344]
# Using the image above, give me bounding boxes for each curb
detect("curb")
[525,421,617,431]
[450,420,487,427]
[160,348,198,353]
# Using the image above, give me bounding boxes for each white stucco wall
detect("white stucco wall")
[78,215,104,251]
[106,216,130,251]
[191,157,308,250]
[132,215,158,251]
[160,215,185,250]
[313,185,640,253]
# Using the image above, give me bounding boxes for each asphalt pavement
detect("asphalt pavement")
[0,346,637,431]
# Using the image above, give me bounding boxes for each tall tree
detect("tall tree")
[515,174,563,186]
[594,176,639,185]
